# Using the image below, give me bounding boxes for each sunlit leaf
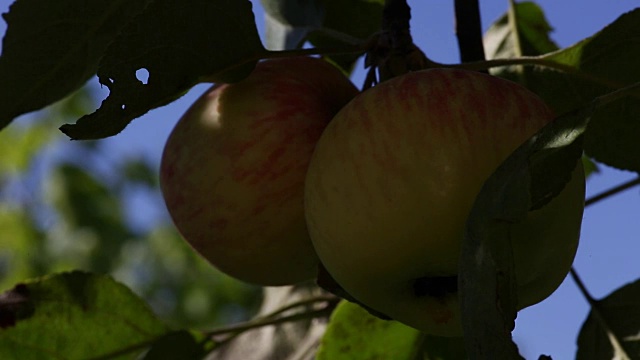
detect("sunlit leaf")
[0,271,169,359]
[317,300,422,360]
[484,1,558,60]
[0,123,53,175]
[0,209,44,291]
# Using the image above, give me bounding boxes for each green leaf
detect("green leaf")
[143,330,210,360]
[120,157,157,188]
[316,300,422,360]
[47,163,132,273]
[460,101,592,359]
[0,271,169,359]
[48,163,125,233]
[264,15,310,51]
[582,155,599,178]
[261,0,320,50]
[59,0,265,140]
[261,0,323,27]
[0,0,151,131]
[422,335,467,360]
[487,8,640,172]
[484,1,559,60]
[307,0,384,71]
[576,279,640,360]
[0,122,54,176]
[314,0,384,43]
[261,0,383,71]
[114,225,261,328]
[541,9,640,172]
[0,209,44,291]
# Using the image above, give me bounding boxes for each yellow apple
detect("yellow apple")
[305,68,585,335]
[160,57,358,285]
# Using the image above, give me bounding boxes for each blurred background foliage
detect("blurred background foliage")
[0,85,262,329]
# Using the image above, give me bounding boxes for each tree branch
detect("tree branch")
[383,0,412,39]
[454,0,486,64]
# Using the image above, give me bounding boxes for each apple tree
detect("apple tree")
[1,0,639,359]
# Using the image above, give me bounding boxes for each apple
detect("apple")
[304,68,585,335]
[160,57,358,286]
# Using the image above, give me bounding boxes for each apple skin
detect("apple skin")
[160,57,358,286]
[305,68,585,335]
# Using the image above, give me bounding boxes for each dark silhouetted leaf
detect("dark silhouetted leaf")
[143,330,210,360]
[0,284,32,329]
[306,0,383,71]
[460,101,591,360]
[421,335,468,360]
[487,8,640,172]
[261,0,383,72]
[60,0,265,140]
[576,279,640,360]
[0,0,151,131]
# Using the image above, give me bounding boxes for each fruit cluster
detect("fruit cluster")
[160,56,585,336]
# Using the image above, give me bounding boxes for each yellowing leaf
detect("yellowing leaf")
[317,300,422,360]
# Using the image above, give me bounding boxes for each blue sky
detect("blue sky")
[1,0,639,358]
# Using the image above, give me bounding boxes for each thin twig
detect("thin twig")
[569,174,640,359]
[208,306,333,338]
[443,56,624,89]
[207,295,339,339]
[261,294,339,319]
[209,300,338,350]
[89,297,337,360]
[585,177,640,207]
[570,268,597,304]
[570,268,632,359]
[265,46,367,59]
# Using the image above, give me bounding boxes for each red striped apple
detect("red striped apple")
[305,68,585,335]
[160,57,358,285]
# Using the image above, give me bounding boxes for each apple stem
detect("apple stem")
[454,0,487,65]
[362,0,433,88]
